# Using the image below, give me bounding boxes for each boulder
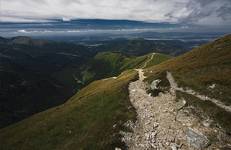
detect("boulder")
[150,79,161,90]
[175,99,186,110]
[186,128,210,149]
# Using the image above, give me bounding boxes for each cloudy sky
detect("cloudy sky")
[1,0,231,25]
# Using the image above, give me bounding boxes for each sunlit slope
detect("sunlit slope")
[146,34,231,103]
[145,34,231,132]
[82,52,171,83]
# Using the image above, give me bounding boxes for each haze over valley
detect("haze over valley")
[0,0,231,150]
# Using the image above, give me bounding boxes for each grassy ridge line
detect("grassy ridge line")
[92,51,172,75]
[144,34,231,133]
[145,34,231,104]
[0,70,138,150]
[80,52,149,84]
[144,53,172,68]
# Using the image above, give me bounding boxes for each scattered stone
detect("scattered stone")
[202,119,212,127]
[208,84,216,89]
[170,143,178,150]
[115,147,122,150]
[113,124,117,128]
[121,70,228,150]
[175,99,186,110]
[124,120,135,130]
[153,122,159,128]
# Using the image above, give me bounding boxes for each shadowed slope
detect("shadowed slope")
[0,70,137,150]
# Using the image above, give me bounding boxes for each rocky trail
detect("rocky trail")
[166,72,231,113]
[120,57,231,149]
[143,53,156,68]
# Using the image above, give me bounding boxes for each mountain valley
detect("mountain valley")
[0,34,231,150]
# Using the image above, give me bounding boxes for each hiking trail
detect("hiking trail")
[120,56,230,150]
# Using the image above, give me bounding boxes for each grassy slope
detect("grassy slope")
[145,34,231,133]
[0,70,137,150]
[80,52,148,84]
[0,50,171,150]
[82,52,170,82]
[145,53,172,68]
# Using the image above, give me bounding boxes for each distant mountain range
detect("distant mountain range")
[0,34,230,150]
[0,19,180,29]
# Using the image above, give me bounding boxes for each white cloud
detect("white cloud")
[1,0,231,25]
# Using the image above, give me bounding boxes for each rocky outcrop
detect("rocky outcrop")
[150,79,161,90]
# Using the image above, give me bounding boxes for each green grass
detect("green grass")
[145,34,231,105]
[0,50,171,150]
[0,70,138,150]
[94,51,171,73]
[144,34,231,133]
[83,52,171,84]
[176,91,231,134]
[145,53,172,68]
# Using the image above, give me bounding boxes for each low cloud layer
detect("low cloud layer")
[1,0,231,25]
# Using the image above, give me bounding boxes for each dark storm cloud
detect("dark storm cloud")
[1,0,231,25]
[187,0,231,24]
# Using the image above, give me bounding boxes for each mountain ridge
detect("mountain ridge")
[1,34,231,149]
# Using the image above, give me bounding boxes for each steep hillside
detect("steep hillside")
[0,70,138,150]
[0,42,172,149]
[1,34,230,149]
[0,37,92,128]
[117,34,231,150]
[0,36,172,128]
[144,34,231,133]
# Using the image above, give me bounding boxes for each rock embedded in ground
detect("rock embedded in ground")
[175,99,186,110]
[186,128,210,149]
[150,79,161,90]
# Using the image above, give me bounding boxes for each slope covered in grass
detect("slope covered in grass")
[145,34,231,133]
[81,52,171,84]
[0,36,172,128]
[0,70,137,150]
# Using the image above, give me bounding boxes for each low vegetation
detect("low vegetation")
[176,91,231,134]
[0,36,171,128]
[0,49,171,149]
[145,34,231,105]
[145,34,231,133]
[81,52,171,84]
[1,34,230,149]
[0,70,137,150]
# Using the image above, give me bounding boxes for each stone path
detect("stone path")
[143,53,156,68]
[122,69,190,149]
[166,71,231,113]
[121,68,230,149]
